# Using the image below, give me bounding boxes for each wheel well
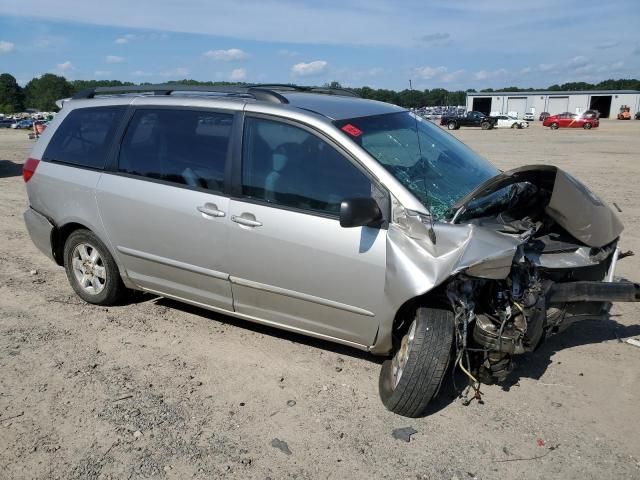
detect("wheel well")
[52,222,89,266]
[391,286,451,348]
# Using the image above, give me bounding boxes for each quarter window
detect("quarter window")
[118,109,232,192]
[242,117,373,215]
[43,106,125,169]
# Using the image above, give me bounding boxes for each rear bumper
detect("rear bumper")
[23,207,55,261]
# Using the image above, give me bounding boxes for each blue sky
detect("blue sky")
[0,0,638,90]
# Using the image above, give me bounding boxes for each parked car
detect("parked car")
[14,119,34,129]
[440,110,496,130]
[636,111,640,120]
[539,112,550,121]
[543,112,599,129]
[523,112,535,122]
[0,119,15,128]
[22,84,639,418]
[494,115,529,129]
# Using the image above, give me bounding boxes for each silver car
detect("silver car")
[23,84,639,417]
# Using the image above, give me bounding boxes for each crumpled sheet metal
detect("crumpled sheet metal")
[546,169,623,248]
[384,219,522,313]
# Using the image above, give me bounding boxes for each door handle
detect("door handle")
[197,204,225,218]
[231,213,262,227]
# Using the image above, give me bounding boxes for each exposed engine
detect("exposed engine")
[440,165,640,397]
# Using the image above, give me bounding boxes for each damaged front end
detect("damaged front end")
[387,165,639,388]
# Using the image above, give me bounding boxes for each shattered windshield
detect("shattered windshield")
[335,112,499,219]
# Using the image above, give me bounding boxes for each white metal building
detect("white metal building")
[466,90,640,119]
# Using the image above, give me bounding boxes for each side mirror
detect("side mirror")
[339,197,382,228]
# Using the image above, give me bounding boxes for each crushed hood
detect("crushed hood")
[450,165,623,248]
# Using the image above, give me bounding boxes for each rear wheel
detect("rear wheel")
[550,122,559,130]
[447,122,457,130]
[583,122,592,129]
[379,307,454,417]
[64,229,125,305]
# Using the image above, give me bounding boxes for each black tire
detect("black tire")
[583,123,592,129]
[447,121,457,130]
[480,121,491,130]
[511,123,517,129]
[550,122,559,130]
[379,307,454,417]
[63,229,125,305]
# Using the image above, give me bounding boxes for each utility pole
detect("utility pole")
[409,79,412,90]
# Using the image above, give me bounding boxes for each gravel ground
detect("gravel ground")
[1,120,639,479]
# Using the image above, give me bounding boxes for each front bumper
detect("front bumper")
[548,280,639,303]
[23,207,55,261]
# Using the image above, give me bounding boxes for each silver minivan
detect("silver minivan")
[23,85,639,417]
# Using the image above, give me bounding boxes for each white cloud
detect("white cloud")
[57,61,73,71]
[132,70,152,77]
[520,66,532,74]
[474,68,507,80]
[203,48,248,61]
[567,55,589,68]
[94,70,112,76]
[537,63,556,72]
[441,69,464,83]
[413,65,463,83]
[115,33,136,44]
[0,40,15,54]
[291,60,328,77]
[229,68,247,81]
[413,65,463,84]
[414,66,447,80]
[106,55,125,64]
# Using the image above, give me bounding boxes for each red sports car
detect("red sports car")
[543,112,599,130]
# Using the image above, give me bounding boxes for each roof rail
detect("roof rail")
[251,84,361,98]
[71,84,290,104]
[70,83,361,103]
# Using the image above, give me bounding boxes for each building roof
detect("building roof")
[467,90,640,97]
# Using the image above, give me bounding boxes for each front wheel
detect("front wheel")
[481,121,491,130]
[447,122,457,130]
[583,123,592,129]
[64,229,125,305]
[550,122,559,130]
[379,307,454,417]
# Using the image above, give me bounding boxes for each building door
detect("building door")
[589,96,612,118]
[506,97,527,118]
[472,97,492,115]
[547,96,569,115]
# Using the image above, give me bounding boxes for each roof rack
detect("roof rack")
[252,84,360,98]
[71,84,360,104]
[72,84,289,104]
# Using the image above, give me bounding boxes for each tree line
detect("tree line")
[1,72,639,113]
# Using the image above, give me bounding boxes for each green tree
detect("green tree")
[0,73,24,113]
[24,74,73,111]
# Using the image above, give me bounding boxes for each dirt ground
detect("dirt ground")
[1,120,639,480]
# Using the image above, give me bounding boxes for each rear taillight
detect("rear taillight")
[23,158,40,183]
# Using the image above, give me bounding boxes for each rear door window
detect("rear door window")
[118,109,233,192]
[43,106,125,169]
